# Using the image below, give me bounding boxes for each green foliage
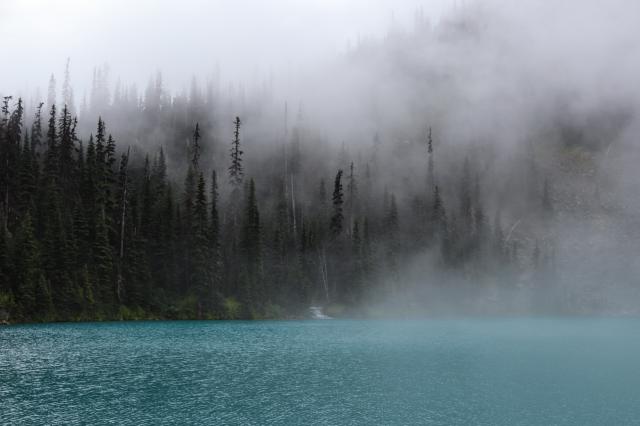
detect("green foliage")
[223,297,242,320]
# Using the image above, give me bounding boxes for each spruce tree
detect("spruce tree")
[31,102,44,152]
[229,117,243,187]
[241,178,261,315]
[330,170,344,238]
[192,123,201,170]
[426,127,434,191]
[192,172,210,316]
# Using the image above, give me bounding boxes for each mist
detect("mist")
[2,0,640,320]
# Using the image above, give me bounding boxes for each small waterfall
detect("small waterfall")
[309,306,332,320]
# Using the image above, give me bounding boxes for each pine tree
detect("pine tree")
[44,104,58,181]
[192,172,210,316]
[192,123,201,170]
[330,170,344,238]
[426,127,434,191]
[140,155,153,239]
[93,207,114,311]
[57,105,75,186]
[18,131,37,215]
[229,117,243,187]
[152,146,167,187]
[241,178,261,315]
[209,169,222,310]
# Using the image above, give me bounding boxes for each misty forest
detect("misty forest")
[1,6,638,323]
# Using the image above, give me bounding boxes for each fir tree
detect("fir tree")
[330,170,344,238]
[229,117,243,187]
[31,102,44,152]
[426,127,434,191]
[192,123,201,170]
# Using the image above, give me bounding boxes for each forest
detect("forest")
[0,92,556,322]
[1,7,635,322]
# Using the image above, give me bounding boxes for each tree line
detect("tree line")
[0,94,557,322]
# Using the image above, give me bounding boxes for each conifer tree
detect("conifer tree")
[31,102,44,152]
[209,169,222,307]
[241,178,261,315]
[192,123,201,170]
[18,131,36,215]
[426,127,434,191]
[93,207,114,310]
[192,172,210,315]
[330,170,344,238]
[229,117,243,187]
[13,214,42,317]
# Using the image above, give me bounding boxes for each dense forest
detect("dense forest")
[2,8,638,323]
[0,90,556,322]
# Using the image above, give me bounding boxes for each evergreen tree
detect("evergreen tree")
[241,178,261,315]
[330,170,344,238]
[229,117,243,187]
[426,127,434,191]
[12,214,42,317]
[31,102,44,153]
[192,123,201,170]
[209,169,222,310]
[192,172,211,316]
[93,207,114,311]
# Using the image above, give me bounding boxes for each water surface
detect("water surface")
[2,319,639,425]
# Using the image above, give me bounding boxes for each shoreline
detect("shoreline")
[3,313,640,326]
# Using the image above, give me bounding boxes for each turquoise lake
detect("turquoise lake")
[1,319,640,425]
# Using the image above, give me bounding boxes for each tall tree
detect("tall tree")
[229,117,243,187]
[330,170,344,238]
[426,127,434,191]
[192,123,201,170]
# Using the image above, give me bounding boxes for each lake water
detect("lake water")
[1,319,640,425]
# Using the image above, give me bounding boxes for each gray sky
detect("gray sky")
[1,0,452,95]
